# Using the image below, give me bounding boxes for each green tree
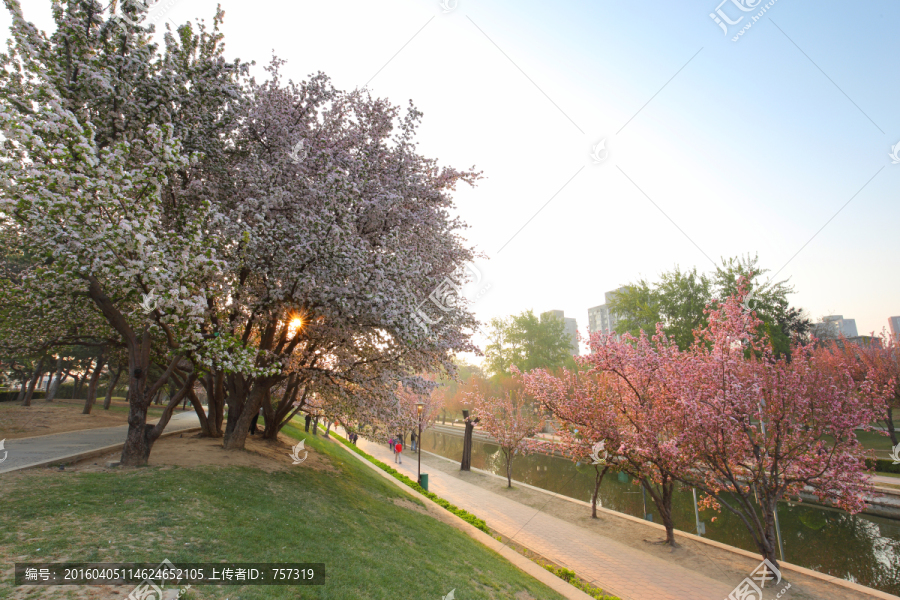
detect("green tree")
[609,255,809,355]
[713,254,811,356]
[484,310,575,376]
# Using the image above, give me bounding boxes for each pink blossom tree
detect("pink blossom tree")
[520,368,620,518]
[816,333,899,446]
[673,286,881,568]
[578,328,695,545]
[468,384,544,488]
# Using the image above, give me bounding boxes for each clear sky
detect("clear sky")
[5,0,899,357]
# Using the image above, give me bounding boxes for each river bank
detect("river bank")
[419,425,900,596]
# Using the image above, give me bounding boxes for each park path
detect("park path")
[343,431,735,600]
[0,411,200,474]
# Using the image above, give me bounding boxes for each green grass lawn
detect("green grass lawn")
[0,424,567,600]
[857,428,898,459]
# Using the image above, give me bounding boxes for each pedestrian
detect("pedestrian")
[411,431,417,451]
[389,437,395,452]
[305,413,311,432]
[394,440,403,464]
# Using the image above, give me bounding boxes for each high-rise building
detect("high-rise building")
[541,310,579,356]
[588,287,628,336]
[889,316,900,343]
[811,315,858,340]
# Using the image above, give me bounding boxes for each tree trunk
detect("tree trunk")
[22,358,45,406]
[312,416,319,436]
[45,356,65,402]
[15,378,27,402]
[886,406,898,447]
[758,499,781,572]
[223,383,267,450]
[265,386,304,440]
[642,476,677,546]
[185,386,214,437]
[120,368,196,466]
[591,465,610,518]
[103,365,123,410]
[71,375,81,399]
[505,449,513,488]
[82,352,106,414]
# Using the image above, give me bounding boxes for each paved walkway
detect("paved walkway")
[0,411,200,474]
[346,432,734,600]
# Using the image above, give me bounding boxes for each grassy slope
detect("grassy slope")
[0,424,567,600]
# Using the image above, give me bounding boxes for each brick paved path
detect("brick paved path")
[349,433,734,600]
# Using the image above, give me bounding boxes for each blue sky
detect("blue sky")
[5,0,899,354]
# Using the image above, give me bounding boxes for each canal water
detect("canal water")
[420,429,900,595]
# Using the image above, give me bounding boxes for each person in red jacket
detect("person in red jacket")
[394,441,403,464]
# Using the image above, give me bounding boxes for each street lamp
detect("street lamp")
[415,402,424,485]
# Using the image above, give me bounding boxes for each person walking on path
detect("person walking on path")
[411,431,417,451]
[389,437,395,451]
[305,413,311,432]
[394,440,403,464]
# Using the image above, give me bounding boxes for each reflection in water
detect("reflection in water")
[421,430,900,595]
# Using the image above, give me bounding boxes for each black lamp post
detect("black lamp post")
[415,402,424,484]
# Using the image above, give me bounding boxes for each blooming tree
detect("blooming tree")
[192,62,481,451]
[0,1,252,464]
[520,367,621,518]
[672,286,881,568]
[468,384,544,488]
[578,327,694,545]
[816,333,899,446]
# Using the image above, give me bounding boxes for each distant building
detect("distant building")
[811,315,858,340]
[811,315,880,348]
[889,316,900,343]
[588,287,628,336]
[541,310,579,356]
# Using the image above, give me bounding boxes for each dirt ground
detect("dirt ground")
[416,451,888,600]
[11,429,340,475]
[0,399,190,439]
